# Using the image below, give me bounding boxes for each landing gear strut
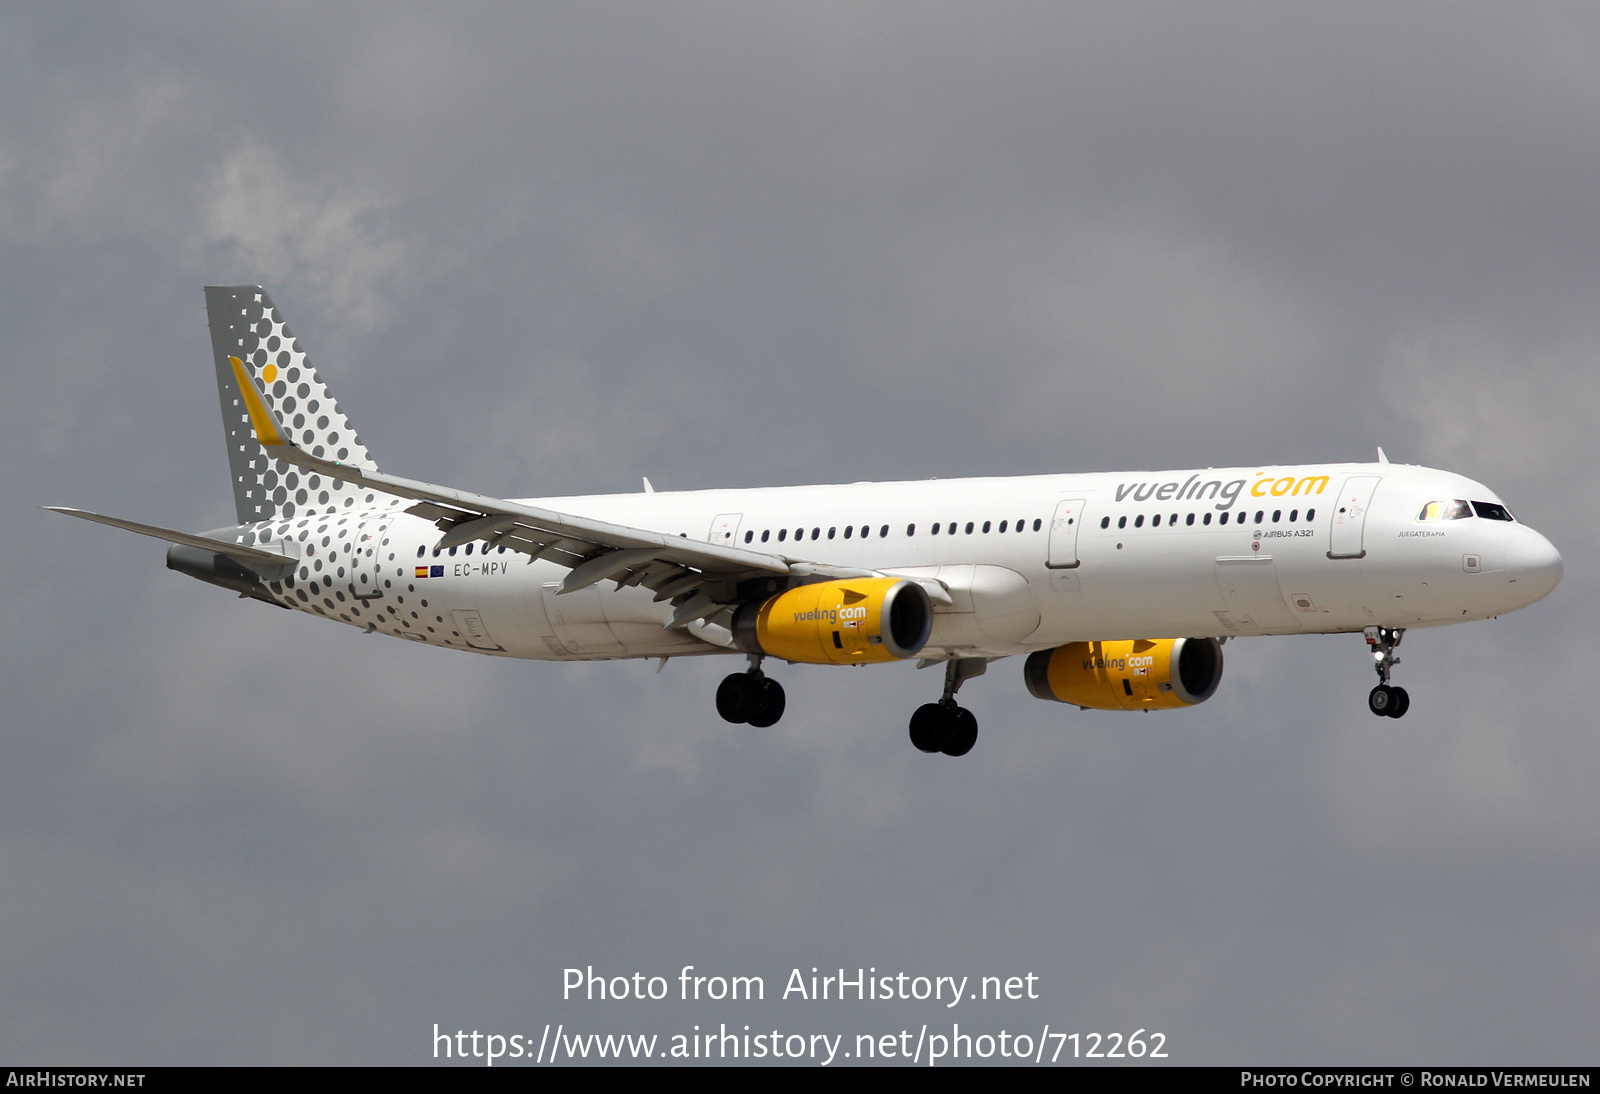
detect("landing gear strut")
[909,658,985,757]
[716,654,786,727]
[1364,626,1410,718]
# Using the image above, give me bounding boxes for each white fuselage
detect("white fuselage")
[236,461,1562,663]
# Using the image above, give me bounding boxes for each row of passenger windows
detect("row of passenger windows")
[419,543,508,557]
[742,519,1044,544]
[414,506,1318,556]
[412,519,1048,557]
[1100,508,1317,530]
[412,499,1512,559]
[402,498,1513,559]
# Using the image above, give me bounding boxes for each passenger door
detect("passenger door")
[707,513,743,547]
[1046,498,1086,569]
[350,517,388,601]
[1328,476,1382,559]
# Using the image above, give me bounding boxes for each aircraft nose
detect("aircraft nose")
[1504,528,1563,604]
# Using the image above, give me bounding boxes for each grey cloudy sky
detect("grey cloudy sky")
[3,2,1596,1064]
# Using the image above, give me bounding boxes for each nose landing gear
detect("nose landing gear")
[716,655,786,727]
[1364,626,1410,718]
[909,658,985,756]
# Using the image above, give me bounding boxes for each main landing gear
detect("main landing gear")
[1364,626,1410,718]
[716,655,787,728]
[909,658,985,757]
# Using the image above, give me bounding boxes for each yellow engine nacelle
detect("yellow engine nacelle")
[732,578,932,666]
[1024,637,1223,711]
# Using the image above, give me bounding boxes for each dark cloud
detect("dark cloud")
[3,3,1594,1063]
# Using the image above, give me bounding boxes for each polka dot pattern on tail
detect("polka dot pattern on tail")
[204,285,379,524]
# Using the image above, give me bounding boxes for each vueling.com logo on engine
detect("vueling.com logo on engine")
[793,605,868,625]
[1083,654,1154,671]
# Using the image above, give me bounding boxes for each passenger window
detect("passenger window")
[879,525,888,538]
[465,543,474,555]
[862,526,870,538]
[1100,517,1109,529]
[1289,509,1297,522]
[931,523,940,535]
[1032,519,1042,531]
[948,523,957,535]
[1135,515,1145,528]
[416,546,425,557]
[745,530,754,543]
[1169,513,1177,525]
[906,524,916,536]
[1152,514,1162,527]
[965,522,974,534]
[1203,512,1212,525]
[982,521,991,533]
[843,526,852,539]
[1306,508,1315,522]
[1001,520,1011,532]
[778,529,787,542]
[761,530,770,542]
[449,546,458,556]
[1118,516,1127,529]
[1016,518,1025,532]
[828,527,836,539]
[1254,511,1264,524]
[1272,510,1281,523]
[812,528,821,540]
[1185,513,1195,526]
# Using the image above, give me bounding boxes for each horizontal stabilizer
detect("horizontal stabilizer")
[43,507,294,570]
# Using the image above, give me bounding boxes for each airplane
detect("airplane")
[48,286,1564,757]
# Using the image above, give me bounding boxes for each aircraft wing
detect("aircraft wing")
[43,507,296,570]
[227,356,870,628]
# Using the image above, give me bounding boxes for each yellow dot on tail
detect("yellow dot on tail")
[263,364,278,383]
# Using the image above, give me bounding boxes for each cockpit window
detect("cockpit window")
[1418,499,1473,521]
[1471,500,1515,522]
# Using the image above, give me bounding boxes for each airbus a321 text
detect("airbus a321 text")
[50,286,1564,756]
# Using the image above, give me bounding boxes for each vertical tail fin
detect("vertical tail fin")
[203,285,379,523]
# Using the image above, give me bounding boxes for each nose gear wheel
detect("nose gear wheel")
[1368,684,1410,718]
[1363,627,1409,718]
